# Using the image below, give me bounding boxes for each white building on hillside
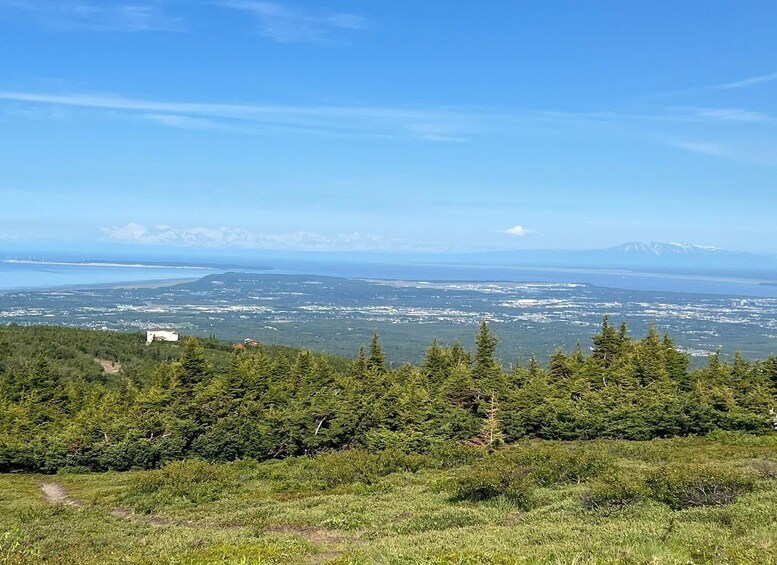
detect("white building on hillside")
[146,329,179,344]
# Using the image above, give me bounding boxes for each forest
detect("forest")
[1,319,775,473]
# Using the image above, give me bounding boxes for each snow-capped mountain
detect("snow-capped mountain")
[447,242,777,275]
[610,242,726,256]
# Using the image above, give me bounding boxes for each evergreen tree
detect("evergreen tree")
[450,339,470,367]
[292,349,316,388]
[591,315,622,368]
[174,338,211,390]
[367,333,386,374]
[421,339,449,385]
[351,346,368,378]
[549,349,572,382]
[472,321,503,394]
[0,322,774,473]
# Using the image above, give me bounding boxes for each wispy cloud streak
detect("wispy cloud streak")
[1,90,774,144]
[715,71,777,90]
[672,140,777,166]
[0,0,184,32]
[0,90,479,140]
[673,141,735,159]
[219,1,366,43]
[681,107,772,123]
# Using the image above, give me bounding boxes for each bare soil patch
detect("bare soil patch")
[264,525,357,564]
[96,358,121,374]
[39,482,84,507]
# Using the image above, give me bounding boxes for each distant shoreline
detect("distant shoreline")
[3,259,213,270]
[0,276,203,294]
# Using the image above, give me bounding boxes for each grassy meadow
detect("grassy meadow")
[1,433,776,564]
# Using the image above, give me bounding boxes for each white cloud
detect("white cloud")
[219,1,367,43]
[502,225,535,237]
[101,222,402,251]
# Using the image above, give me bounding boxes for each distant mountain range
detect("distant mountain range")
[4,241,777,280]
[445,242,777,275]
[610,242,724,256]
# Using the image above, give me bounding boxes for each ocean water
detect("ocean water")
[2,258,777,298]
[0,261,224,292]
[270,259,777,298]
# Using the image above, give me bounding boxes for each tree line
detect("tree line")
[0,319,775,472]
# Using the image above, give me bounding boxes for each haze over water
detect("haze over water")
[3,258,777,299]
[0,261,223,292]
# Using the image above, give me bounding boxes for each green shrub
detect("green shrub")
[749,458,777,480]
[276,448,434,492]
[363,428,444,453]
[95,436,186,471]
[582,470,647,510]
[447,462,534,508]
[503,442,614,486]
[429,443,487,469]
[646,463,756,510]
[124,459,238,512]
[705,430,772,446]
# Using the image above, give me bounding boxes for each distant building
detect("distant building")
[146,329,179,344]
[244,338,259,348]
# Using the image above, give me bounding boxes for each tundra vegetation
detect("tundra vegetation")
[0,322,775,563]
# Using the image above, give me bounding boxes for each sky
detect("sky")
[1,0,776,255]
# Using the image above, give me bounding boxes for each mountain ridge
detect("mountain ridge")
[442,241,777,275]
[608,242,726,256]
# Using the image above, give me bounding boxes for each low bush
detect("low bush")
[582,470,647,510]
[124,459,238,512]
[319,449,428,487]
[363,428,446,453]
[447,461,534,508]
[502,442,614,486]
[749,458,777,480]
[428,443,486,469]
[646,463,756,510]
[276,448,434,492]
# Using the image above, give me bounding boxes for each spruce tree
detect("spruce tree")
[591,315,628,369]
[450,339,470,367]
[472,321,502,394]
[422,339,449,384]
[350,346,369,378]
[175,338,211,389]
[549,349,572,382]
[368,332,386,374]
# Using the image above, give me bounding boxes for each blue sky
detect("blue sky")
[1,0,776,254]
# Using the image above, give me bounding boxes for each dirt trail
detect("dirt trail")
[265,525,355,564]
[39,483,353,562]
[39,482,84,506]
[38,482,168,523]
[110,507,173,526]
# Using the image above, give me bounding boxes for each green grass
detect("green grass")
[2,435,777,564]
